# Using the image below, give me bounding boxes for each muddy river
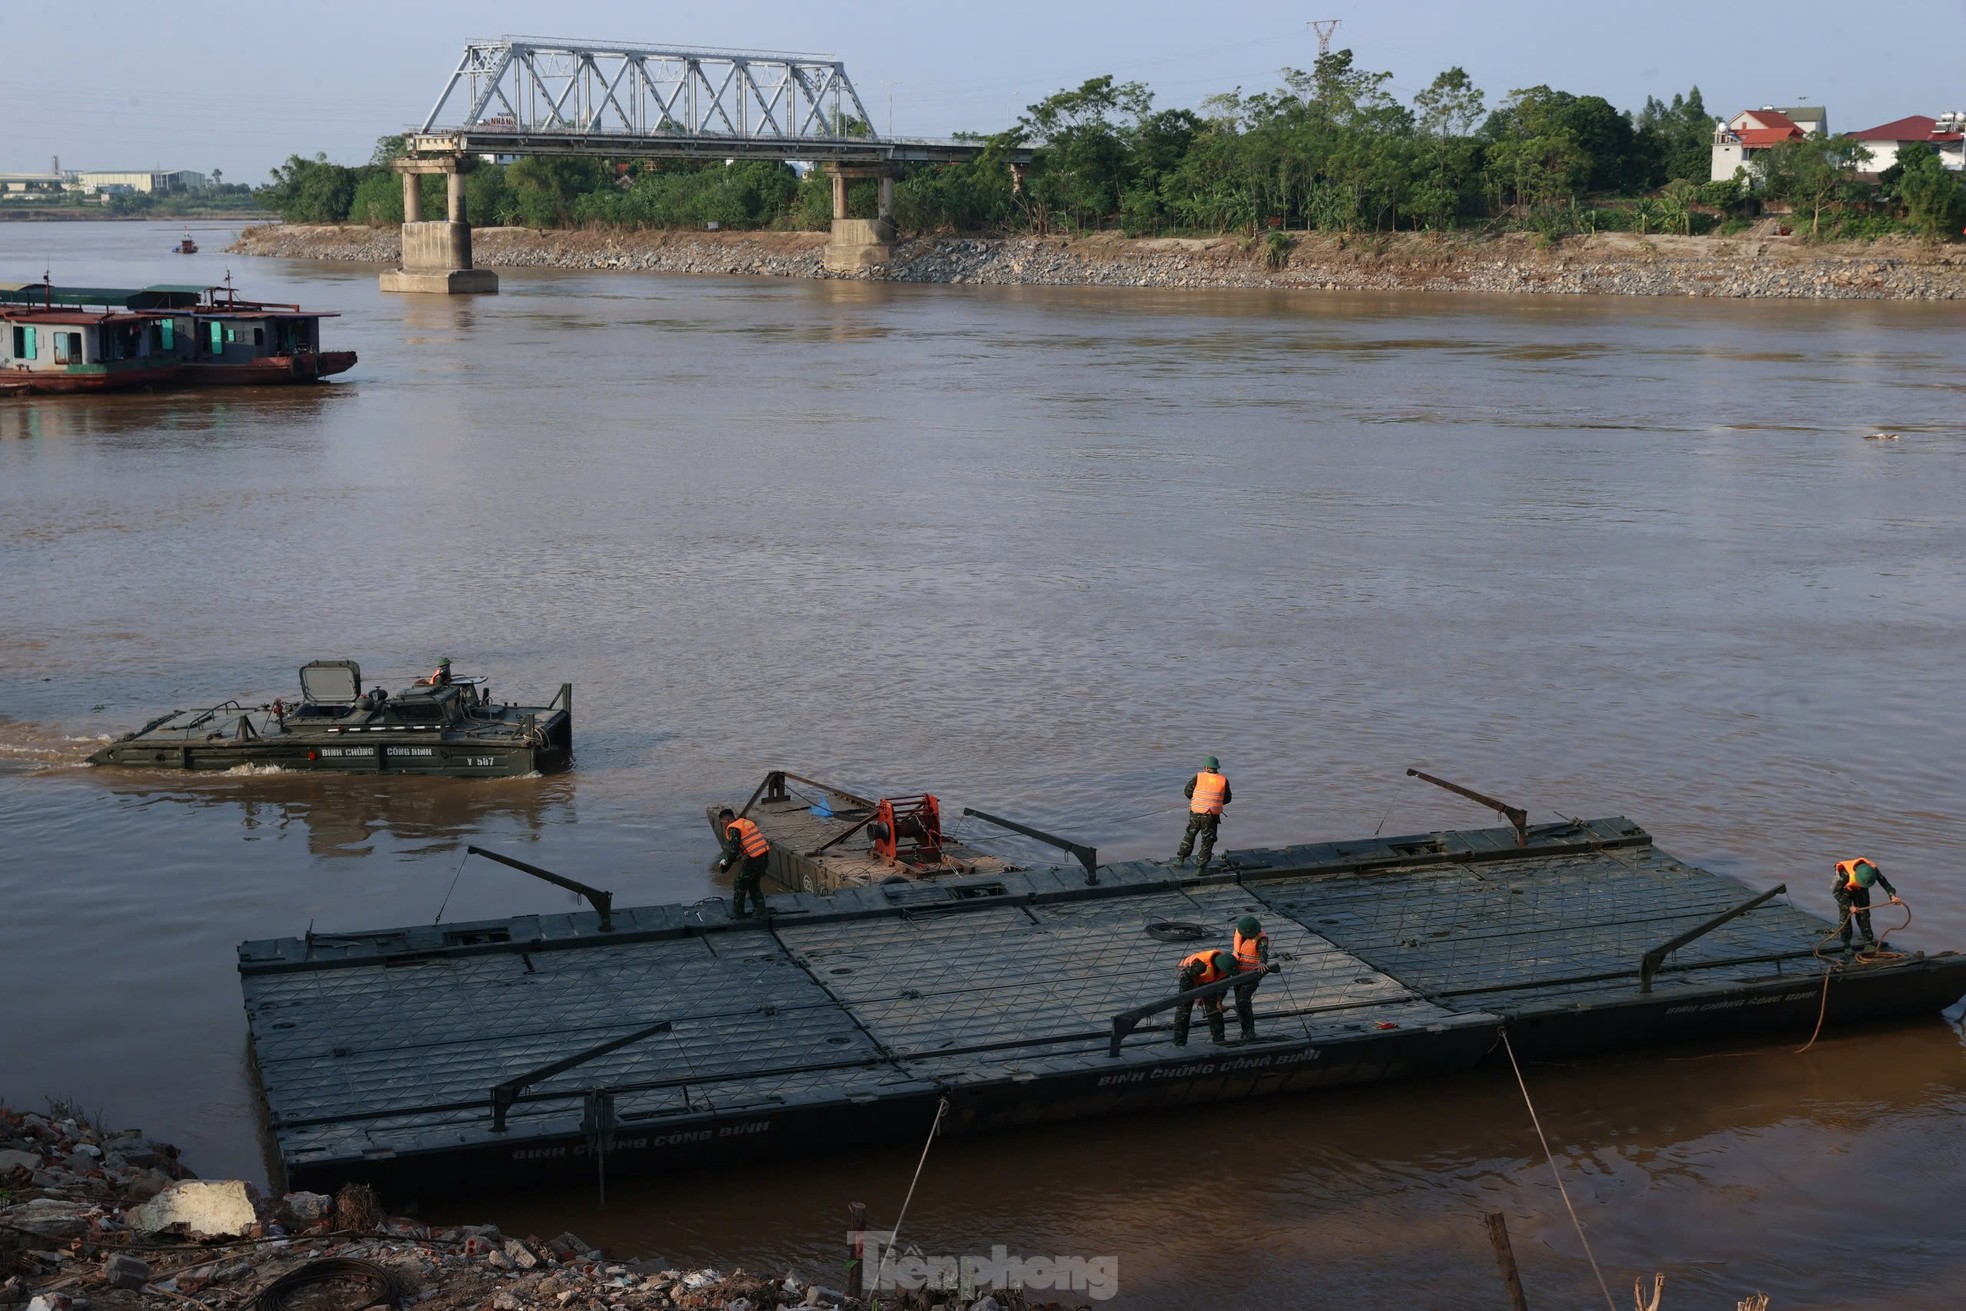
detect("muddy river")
[3,221,1964,1309]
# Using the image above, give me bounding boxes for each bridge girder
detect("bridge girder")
[419,38,875,145]
[409,37,1023,168]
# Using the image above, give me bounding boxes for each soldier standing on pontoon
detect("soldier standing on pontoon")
[1175,755,1232,874]
[718,806,772,919]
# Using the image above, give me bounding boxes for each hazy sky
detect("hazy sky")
[2,0,1962,181]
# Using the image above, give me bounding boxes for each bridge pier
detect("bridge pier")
[380,154,498,295]
[822,163,897,274]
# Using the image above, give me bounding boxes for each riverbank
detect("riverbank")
[230,223,1966,299]
[0,1106,1045,1311]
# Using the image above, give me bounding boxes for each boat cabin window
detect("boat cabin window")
[253,327,264,347]
[10,326,34,360]
[387,701,448,724]
[159,319,175,351]
[53,332,81,364]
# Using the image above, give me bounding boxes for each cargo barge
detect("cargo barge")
[239,805,1966,1197]
[92,660,572,776]
[0,278,355,395]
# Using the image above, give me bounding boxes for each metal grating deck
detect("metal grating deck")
[241,815,1964,1187]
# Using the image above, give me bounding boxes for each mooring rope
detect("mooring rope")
[1794,897,1913,1054]
[1499,1029,1616,1311]
[868,1096,950,1297]
[432,846,472,925]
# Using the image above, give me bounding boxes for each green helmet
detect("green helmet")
[1853,861,1877,887]
[1202,755,1220,771]
[438,656,452,667]
[1237,915,1261,937]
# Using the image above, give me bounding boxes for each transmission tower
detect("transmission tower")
[1309,19,1341,56]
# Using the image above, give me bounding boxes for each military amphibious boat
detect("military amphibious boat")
[90,660,572,776]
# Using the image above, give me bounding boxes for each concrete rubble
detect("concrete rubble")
[231,223,1966,300]
[0,1106,1071,1311]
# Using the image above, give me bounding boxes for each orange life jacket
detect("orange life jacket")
[727,817,770,859]
[1234,929,1268,972]
[1189,770,1227,815]
[1181,949,1232,986]
[1835,858,1879,890]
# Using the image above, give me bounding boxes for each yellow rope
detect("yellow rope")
[1499,1029,1617,1311]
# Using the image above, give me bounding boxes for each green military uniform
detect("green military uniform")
[1231,915,1270,1042]
[719,813,771,918]
[1175,756,1231,875]
[1172,948,1237,1046]
[1833,858,1898,953]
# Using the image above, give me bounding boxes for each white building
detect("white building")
[1843,115,1966,175]
[0,172,68,198]
[70,169,208,194]
[1710,108,1820,182]
[1706,109,1808,183]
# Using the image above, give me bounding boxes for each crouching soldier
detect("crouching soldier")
[1833,857,1900,955]
[1173,947,1238,1047]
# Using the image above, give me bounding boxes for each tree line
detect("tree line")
[255,53,1966,242]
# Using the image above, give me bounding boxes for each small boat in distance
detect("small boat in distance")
[175,234,198,254]
[1,275,356,395]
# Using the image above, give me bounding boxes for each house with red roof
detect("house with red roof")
[1710,107,1819,182]
[1843,114,1965,177]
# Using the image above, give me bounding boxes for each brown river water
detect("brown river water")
[4,221,1966,1308]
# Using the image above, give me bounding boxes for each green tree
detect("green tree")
[1652,178,1698,235]
[1487,86,1637,193]
[1409,68,1487,228]
[1887,144,1966,239]
[1484,90,1592,210]
[1414,67,1485,139]
[1754,134,1867,235]
[505,156,607,227]
[1634,87,1712,186]
[1016,75,1154,231]
[255,153,362,223]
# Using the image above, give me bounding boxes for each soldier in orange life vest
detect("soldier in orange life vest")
[1832,857,1900,954]
[1230,915,1270,1042]
[1172,946,1238,1046]
[418,657,452,687]
[718,807,772,918]
[1174,755,1232,874]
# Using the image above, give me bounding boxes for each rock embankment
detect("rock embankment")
[0,1105,1052,1311]
[232,224,1966,299]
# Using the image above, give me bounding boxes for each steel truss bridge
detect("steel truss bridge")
[408,37,1004,166]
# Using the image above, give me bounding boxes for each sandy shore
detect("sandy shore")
[230,223,1966,299]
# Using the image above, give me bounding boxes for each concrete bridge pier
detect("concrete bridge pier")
[380,155,499,295]
[822,164,897,274]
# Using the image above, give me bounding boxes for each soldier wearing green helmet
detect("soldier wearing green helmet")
[1175,754,1231,874]
[1230,914,1271,1041]
[1832,857,1901,954]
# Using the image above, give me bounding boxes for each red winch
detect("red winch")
[871,793,944,868]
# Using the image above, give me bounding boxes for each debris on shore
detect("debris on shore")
[0,1105,1060,1311]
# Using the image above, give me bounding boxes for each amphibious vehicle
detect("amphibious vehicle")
[90,660,571,777]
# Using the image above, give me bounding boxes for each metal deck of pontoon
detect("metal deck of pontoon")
[239,816,1966,1195]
